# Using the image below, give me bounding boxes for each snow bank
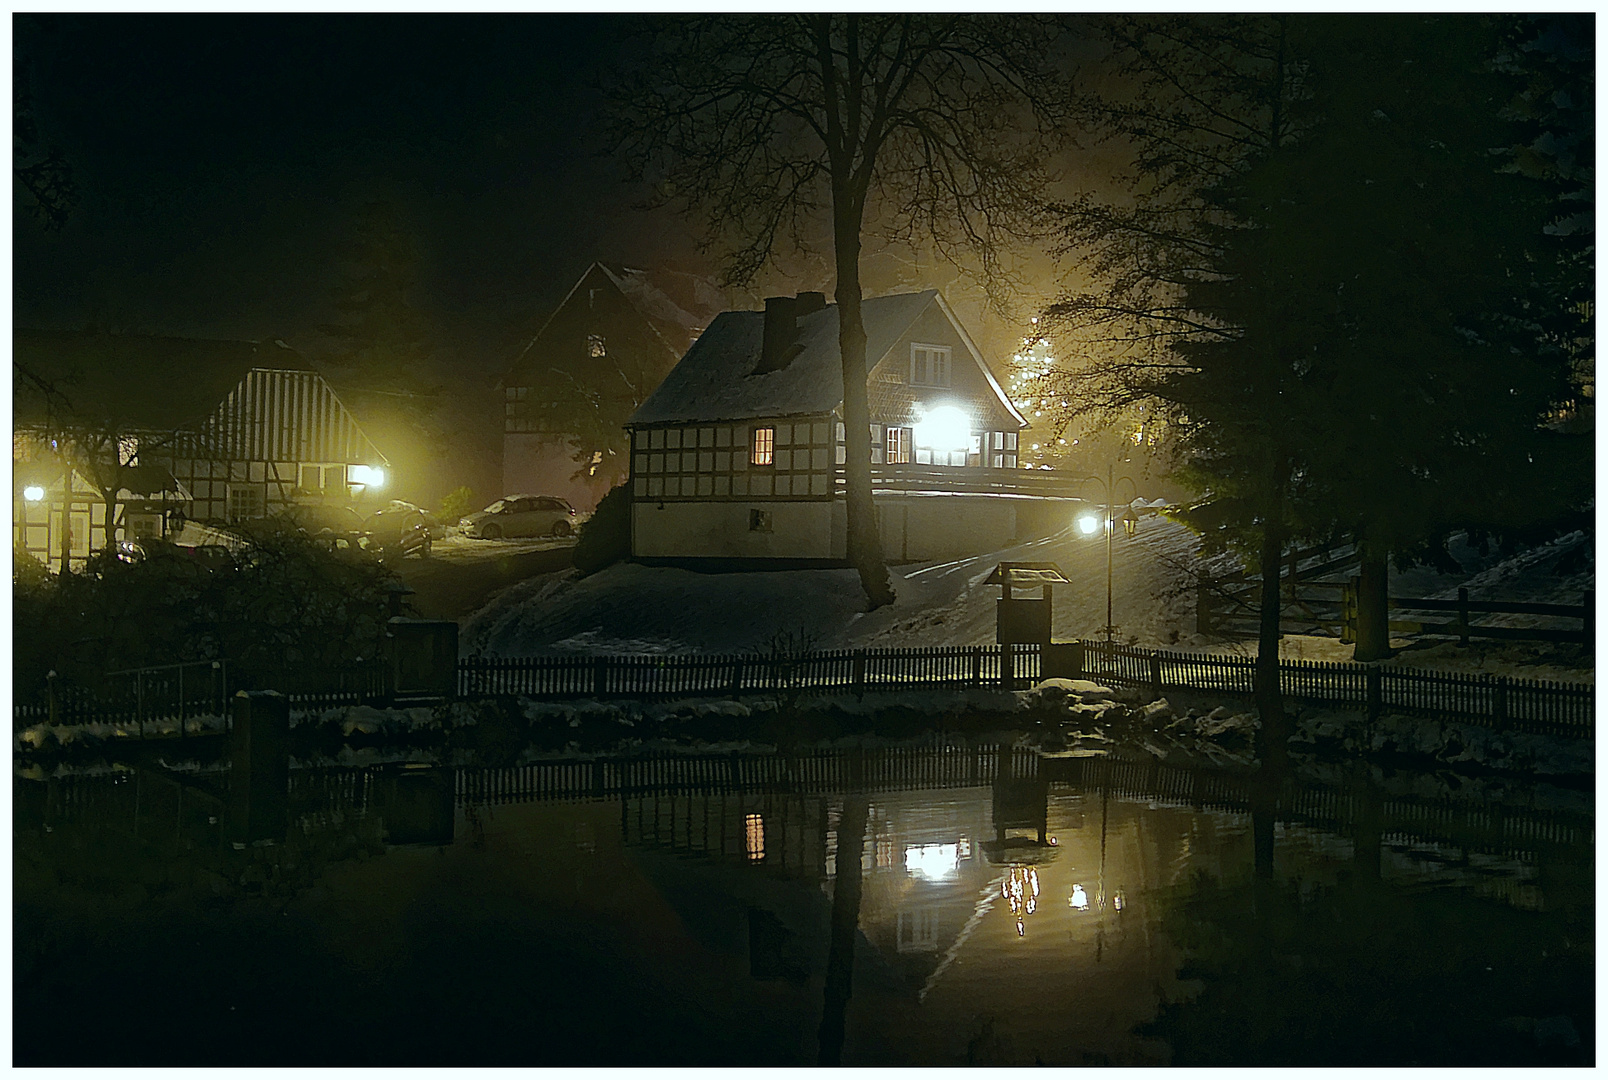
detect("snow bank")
[461,520,1593,684]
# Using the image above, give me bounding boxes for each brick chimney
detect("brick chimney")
[756,293,824,374]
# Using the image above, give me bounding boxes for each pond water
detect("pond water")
[14,755,1594,1066]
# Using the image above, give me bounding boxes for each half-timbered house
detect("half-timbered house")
[625,290,1076,567]
[14,330,388,571]
[499,262,729,512]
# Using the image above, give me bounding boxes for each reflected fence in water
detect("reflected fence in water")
[17,746,1589,865]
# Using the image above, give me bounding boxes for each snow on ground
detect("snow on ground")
[461,516,1593,679]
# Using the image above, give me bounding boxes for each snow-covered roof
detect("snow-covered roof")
[629,290,944,426]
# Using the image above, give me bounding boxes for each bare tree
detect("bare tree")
[608,15,1073,608]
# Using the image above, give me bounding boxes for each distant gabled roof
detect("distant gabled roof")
[629,291,939,426]
[13,329,315,433]
[501,261,734,388]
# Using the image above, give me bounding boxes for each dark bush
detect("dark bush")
[11,516,402,704]
[572,482,631,574]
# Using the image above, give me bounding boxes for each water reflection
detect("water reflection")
[14,752,1593,1067]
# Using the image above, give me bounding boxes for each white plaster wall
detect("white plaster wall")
[631,493,1077,563]
[633,500,845,559]
[876,494,1019,562]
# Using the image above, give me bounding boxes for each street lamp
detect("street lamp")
[1076,463,1140,644]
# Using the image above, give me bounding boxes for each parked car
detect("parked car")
[365,504,433,559]
[382,499,447,540]
[459,494,582,540]
[116,537,237,573]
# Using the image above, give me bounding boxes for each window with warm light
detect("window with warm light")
[751,426,774,466]
[885,426,911,464]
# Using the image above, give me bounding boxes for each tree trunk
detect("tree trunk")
[1352,547,1391,662]
[833,198,894,610]
[1254,516,1289,773]
[817,793,869,1065]
[102,488,119,561]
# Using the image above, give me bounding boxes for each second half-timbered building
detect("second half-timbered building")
[14,329,388,571]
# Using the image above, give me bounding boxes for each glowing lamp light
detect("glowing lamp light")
[1070,884,1089,910]
[22,485,45,502]
[349,464,386,489]
[1076,513,1100,536]
[912,404,972,452]
[904,843,959,880]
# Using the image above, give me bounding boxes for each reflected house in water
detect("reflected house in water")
[16,746,1590,1067]
[610,755,1205,1062]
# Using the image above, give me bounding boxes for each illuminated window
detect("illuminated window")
[745,813,765,861]
[911,344,951,388]
[117,435,139,466]
[885,426,911,464]
[588,335,607,358]
[751,427,774,466]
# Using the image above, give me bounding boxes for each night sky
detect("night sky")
[13,14,714,372]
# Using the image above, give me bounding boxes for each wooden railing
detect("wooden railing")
[866,463,1082,498]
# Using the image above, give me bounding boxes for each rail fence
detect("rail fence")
[14,641,1593,741]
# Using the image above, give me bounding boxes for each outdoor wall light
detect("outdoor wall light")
[1076,513,1100,536]
[22,485,45,502]
[349,464,385,488]
[912,404,972,452]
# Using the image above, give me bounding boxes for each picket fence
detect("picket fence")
[13,641,1594,740]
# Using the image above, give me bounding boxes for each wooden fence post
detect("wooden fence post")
[1149,652,1163,697]
[1365,666,1382,725]
[970,647,982,687]
[729,658,744,696]
[1493,677,1508,729]
[852,651,866,696]
[1070,640,1085,679]
[1000,643,1015,691]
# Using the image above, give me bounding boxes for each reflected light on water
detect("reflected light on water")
[745,813,765,861]
[1003,865,1041,936]
[904,843,960,880]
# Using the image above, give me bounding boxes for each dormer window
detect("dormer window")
[911,344,951,387]
[588,335,607,358]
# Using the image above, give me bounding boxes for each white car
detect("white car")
[459,495,583,540]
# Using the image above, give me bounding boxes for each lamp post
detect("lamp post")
[1077,464,1139,644]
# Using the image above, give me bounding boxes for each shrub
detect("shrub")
[572,482,631,574]
[439,485,475,523]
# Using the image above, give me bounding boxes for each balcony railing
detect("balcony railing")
[858,463,1082,498]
